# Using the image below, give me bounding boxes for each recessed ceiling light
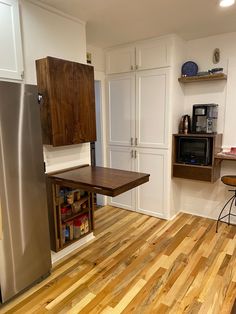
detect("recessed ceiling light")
[219,0,235,7]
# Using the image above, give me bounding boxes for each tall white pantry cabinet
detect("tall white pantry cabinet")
[106,35,185,219]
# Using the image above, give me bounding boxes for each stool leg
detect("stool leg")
[216,194,235,233]
[228,194,236,225]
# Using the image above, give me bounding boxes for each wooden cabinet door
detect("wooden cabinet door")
[135,148,168,219]
[107,146,135,211]
[136,37,171,71]
[136,68,169,148]
[36,57,96,146]
[107,73,135,147]
[106,46,135,74]
[0,0,23,80]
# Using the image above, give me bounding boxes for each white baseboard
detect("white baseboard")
[51,233,95,264]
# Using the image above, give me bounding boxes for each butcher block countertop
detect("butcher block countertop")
[48,165,150,197]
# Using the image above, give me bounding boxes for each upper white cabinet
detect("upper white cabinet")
[0,0,23,80]
[107,68,169,149]
[107,73,135,146]
[136,38,171,71]
[136,68,169,148]
[106,46,135,74]
[106,37,171,74]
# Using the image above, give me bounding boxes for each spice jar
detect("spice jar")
[61,207,67,221]
[74,218,81,239]
[67,192,74,205]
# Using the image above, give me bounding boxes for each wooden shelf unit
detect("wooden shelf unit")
[178,73,227,83]
[172,133,222,182]
[46,177,94,252]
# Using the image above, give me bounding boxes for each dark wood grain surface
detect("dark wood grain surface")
[36,56,96,146]
[48,166,150,197]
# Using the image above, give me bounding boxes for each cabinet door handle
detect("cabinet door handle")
[135,138,138,146]
[134,150,137,159]
[38,93,43,105]
[131,137,133,146]
[135,65,138,70]
[131,150,134,158]
[131,65,134,71]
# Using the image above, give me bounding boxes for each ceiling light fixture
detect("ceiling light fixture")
[219,0,235,7]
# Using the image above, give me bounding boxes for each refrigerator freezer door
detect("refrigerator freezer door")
[0,82,51,303]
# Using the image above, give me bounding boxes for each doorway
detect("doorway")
[91,80,105,206]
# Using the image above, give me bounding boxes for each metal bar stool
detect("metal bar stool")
[216,175,236,232]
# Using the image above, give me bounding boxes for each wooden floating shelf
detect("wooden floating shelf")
[173,163,212,170]
[62,208,90,223]
[178,73,227,83]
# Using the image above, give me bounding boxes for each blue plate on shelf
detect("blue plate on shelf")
[181,61,198,77]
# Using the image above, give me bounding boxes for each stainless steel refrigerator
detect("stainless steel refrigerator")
[0,81,52,303]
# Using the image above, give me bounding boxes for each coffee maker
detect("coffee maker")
[192,104,218,134]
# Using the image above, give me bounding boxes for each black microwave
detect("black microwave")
[177,137,212,165]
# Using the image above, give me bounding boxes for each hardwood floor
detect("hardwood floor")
[1,206,236,313]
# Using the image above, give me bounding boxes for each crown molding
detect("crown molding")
[23,0,86,26]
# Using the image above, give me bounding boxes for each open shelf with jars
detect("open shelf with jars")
[46,178,94,252]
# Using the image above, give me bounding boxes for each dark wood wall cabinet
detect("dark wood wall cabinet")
[172,133,222,182]
[36,56,96,147]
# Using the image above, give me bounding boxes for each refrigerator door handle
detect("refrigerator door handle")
[0,197,2,240]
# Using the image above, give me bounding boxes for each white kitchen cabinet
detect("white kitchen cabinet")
[106,37,171,74]
[107,73,135,147]
[135,37,171,71]
[108,146,168,218]
[0,0,23,80]
[136,68,169,148]
[106,46,135,74]
[107,68,169,149]
[135,148,168,218]
[108,146,135,211]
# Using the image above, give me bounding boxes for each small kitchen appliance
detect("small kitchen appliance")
[192,104,218,134]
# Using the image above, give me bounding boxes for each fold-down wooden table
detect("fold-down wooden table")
[47,165,150,251]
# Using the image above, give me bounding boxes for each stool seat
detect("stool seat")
[221,175,236,187]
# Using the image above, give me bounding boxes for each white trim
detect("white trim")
[51,233,95,264]
[25,0,86,26]
[136,209,166,219]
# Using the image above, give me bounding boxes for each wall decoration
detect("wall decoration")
[213,48,220,64]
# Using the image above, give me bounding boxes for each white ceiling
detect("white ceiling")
[39,0,236,48]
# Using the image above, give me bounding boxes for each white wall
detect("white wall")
[87,44,105,73]
[20,0,90,172]
[177,32,236,220]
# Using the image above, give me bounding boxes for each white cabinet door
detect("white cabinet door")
[107,73,135,147]
[135,148,168,218]
[136,37,171,71]
[106,46,135,74]
[136,68,169,149]
[108,146,135,211]
[0,0,23,80]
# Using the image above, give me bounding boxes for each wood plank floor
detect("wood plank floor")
[1,206,236,313]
